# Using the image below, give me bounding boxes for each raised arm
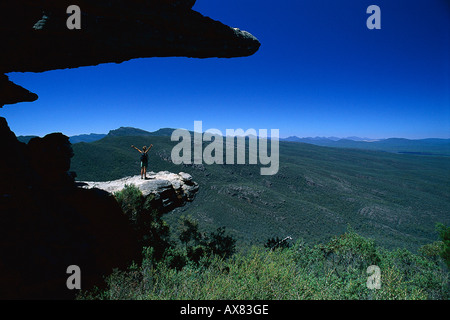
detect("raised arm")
[145,144,153,153]
[131,145,142,153]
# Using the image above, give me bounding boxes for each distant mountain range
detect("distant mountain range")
[17,128,450,156]
[107,127,175,138]
[15,125,450,261]
[17,127,176,144]
[69,130,450,252]
[283,136,376,142]
[69,133,107,144]
[281,136,450,156]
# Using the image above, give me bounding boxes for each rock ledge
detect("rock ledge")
[80,171,199,212]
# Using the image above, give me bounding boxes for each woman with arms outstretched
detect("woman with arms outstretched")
[131,144,153,179]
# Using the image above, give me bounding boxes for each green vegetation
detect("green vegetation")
[112,185,236,269]
[179,215,236,262]
[283,137,450,156]
[436,223,450,268]
[70,132,449,300]
[78,229,449,300]
[70,134,450,252]
[77,185,448,300]
[114,184,171,261]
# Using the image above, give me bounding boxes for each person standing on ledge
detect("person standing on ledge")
[131,144,153,179]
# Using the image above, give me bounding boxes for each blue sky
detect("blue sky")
[2,0,449,139]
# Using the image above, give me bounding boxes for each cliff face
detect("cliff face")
[0,0,260,107]
[0,117,131,299]
[0,117,198,299]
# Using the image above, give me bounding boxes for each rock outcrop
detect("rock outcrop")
[0,117,138,299]
[0,0,259,298]
[0,116,201,299]
[0,0,260,107]
[0,74,38,106]
[80,171,199,213]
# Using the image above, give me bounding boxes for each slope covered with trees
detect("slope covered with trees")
[71,134,450,252]
[78,185,449,300]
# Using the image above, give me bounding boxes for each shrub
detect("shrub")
[206,226,236,259]
[114,184,144,224]
[114,184,170,260]
[419,241,445,262]
[436,223,450,268]
[264,236,292,250]
[177,216,236,262]
[80,229,449,300]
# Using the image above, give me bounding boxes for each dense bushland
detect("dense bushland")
[78,185,449,300]
[71,135,450,252]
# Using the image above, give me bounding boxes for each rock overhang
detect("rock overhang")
[0,0,261,106]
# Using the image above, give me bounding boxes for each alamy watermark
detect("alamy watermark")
[366,265,381,289]
[367,5,381,30]
[66,265,81,290]
[51,4,381,31]
[66,5,82,30]
[171,121,279,176]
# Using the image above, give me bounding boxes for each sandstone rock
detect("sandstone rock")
[80,170,199,212]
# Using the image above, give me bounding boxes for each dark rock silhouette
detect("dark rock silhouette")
[0,0,260,298]
[0,117,141,299]
[0,0,260,107]
[0,75,38,107]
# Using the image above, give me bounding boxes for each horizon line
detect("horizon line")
[14,128,450,141]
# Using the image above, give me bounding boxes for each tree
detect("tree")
[114,184,171,260]
[264,236,292,250]
[178,215,202,247]
[206,227,236,259]
[436,223,450,268]
[178,216,236,262]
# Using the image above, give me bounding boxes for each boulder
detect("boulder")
[80,171,199,213]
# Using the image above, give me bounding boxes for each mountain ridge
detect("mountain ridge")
[18,126,450,156]
[70,133,450,252]
[281,136,450,156]
[100,126,177,139]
